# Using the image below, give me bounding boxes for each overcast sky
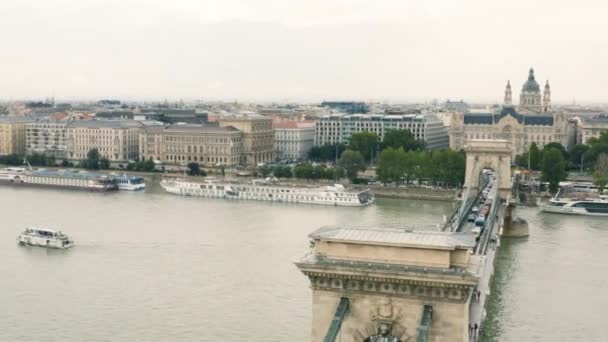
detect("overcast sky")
[1,0,607,103]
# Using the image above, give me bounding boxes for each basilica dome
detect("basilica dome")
[522,68,540,93]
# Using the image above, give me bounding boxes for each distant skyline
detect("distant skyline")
[1,0,607,103]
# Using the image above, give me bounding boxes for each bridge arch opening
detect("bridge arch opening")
[463,140,512,200]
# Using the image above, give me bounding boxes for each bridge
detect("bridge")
[296,140,528,342]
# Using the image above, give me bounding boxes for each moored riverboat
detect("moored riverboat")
[160,177,374,207]
[0,167,118,191]
[17,227,74,249]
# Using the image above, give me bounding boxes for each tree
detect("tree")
[593,153,608,193]
[543,142,568,161]
[348,132,379,162]
[187,162,201,176]
[541,148,567,194]
[382,129,422,152]
[257,164,272,177]
[99,157,111,169]
[529,142,541,170]
[308,143,346,163]
[83,148,101,169]
[376,147,405,185]
[569,144,590,170]
[338,150,366,181]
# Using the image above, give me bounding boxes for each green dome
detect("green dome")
[522,68,540,93]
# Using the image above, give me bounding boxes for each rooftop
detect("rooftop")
[66,119,145,129]
[309,226,476,250]
[0,115,35,123]
[464,106,554,126]
[165,123,240,133]
[579,114,608,125]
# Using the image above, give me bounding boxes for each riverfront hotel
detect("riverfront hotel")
[449,68,569,156]
[314,112,449,150]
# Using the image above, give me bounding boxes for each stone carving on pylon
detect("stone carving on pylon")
[355,297,411,341]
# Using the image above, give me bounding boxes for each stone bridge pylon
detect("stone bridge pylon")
[463,139,512,200]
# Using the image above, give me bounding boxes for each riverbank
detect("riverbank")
[368,185,458,201]
[0,164,460,201]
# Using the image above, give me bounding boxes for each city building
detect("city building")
[26,115,72,159]
[314,113,449,150]
[274,121,315,160]
[449,68,568,156]
[321,101,369,114]
[66,120,145,161]
[95,111,134,120]
[218,113,274,166]
[139,123,243,167]
[0,116,35,155]
[574,114,608,144]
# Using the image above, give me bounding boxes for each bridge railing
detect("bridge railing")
[477,189,502,255]
[443,172,490,232]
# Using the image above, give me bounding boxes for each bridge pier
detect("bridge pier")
[500,203,530,237]
[296,227,481,342]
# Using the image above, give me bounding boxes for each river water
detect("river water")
[0,181,605,341]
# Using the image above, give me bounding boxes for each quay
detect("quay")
[296,140,528,342]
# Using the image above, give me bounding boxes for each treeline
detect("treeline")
[308,129,425,163]
[288,129,463,185]
[0,153,57,167]
[377,148,466,187]
[256,164,344,180]
[514,136,608,193]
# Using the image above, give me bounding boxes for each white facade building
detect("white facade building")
[274,121,315,160]
[26,117,71,159]
[66,120,145,161]
[575,114,608,144]
[314,112,449,149]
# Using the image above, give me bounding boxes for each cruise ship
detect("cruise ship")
[539,197,608,216]
[539,185,608,217]
[0,167,117,191]
[160,177,375,206]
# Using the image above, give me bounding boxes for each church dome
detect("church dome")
[522,68,540,93]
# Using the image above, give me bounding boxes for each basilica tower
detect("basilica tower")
[504,80,512,106]
[543,80,551,112]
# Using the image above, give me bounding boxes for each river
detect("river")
[0,182,605,341]
[0,181,451,342]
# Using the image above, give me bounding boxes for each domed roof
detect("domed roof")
[522,68,540,93]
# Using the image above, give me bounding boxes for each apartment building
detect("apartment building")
[66,120,145,161]
[218,113,274,165]
[575,114,608,144]
[26,116,72,159]
[0,116,35,155]
[139,123,243,167]
[274,121,315,160]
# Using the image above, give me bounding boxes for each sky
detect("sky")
[1,0,607,103]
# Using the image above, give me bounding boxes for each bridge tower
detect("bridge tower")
[296,226,480,342]
[463,139,512,200]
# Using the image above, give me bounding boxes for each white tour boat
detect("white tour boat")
[160,177,375,207]
[539,197,608,217]
[17,228,74,249]
[110,174,146,191]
